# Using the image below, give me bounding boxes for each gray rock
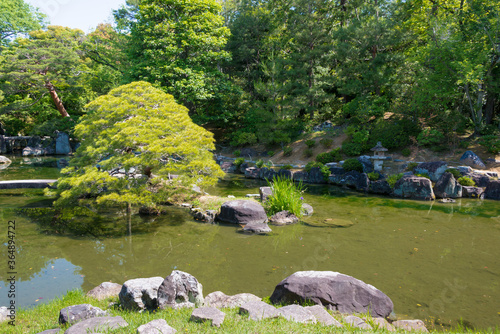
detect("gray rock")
[137,319,177,334]
[86,282,122,301]
[457,166,472,174]
[244,167,260,179]
[22,146,48,156]
[220,161,237,173]
[301,203,313,216]
[371,317,396,331]
[59,304,107,325]
[434,172,462,199]
[0,306,11,323]
[119,277,164,311]
[343,315,372,329]
[269,210,299,226]
[242,223,272,234]
[460,150,486,169]
[259,186,273,202]
[190,208,216,224]
[292,170,309,182]
[466,172,491,187]
[270,271,394,318]
[462,186,485,199]
[392,319,429,332]
[438,198,456,203]
[329,171,369,192]
[157,270,204,309]
[276,169,293,179]
[358,156,374,173]
[414,161,448,182]
[369,179,392,195]
[259,167,277,181]
[217,200,267,225]
[204,291,261,309]
[64,316,128,334]
[304,305,342,327]
[239,301,280,321]
[485,180,500,200]
[190,307,225,327]
[393,176,435,200]
[0,156,11,164]
[308,167,327,184]
[37,330,61,334]
[278,305,316,324]
[55,132,71,155]
[239,162,249,174]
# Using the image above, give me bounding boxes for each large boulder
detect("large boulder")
[258,167,277,180]
[119,277,164,311]
[358,156,374,173]
[157,270,204,309]
[0,156,11,164]
[55,131,71,155]
[460,150,486,169]
[204,291,261,309]
[307,167,327,184]
[86,282,122,301]
[462,186,485,199]
[269,271,394,318]
[268,210,299,226]
[217,200,267,225]
[393,176,435,200]
[369,179,392,195]
[465,172,490,187]
[292,170,309,182]
[433,172,462,199]
[485,180,500,200]
[59,304,107,325]
[414,161,447,182]
[244,167,260,179]
[259,186,273,202]
[329,171,369,192]
[276,169,293,179]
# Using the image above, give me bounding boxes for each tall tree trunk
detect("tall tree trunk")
[484,93,496,125]
[45,81,70,118]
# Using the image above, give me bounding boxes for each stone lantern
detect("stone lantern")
[371,141,388,171]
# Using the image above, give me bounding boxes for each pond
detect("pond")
[0,155,499,331]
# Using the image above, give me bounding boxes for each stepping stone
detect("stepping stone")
[137,319,177,334]
[392,319,429,332]
[59,304,108,325]
[190,307,225,327]
[86,282,122,301]
[242,223,272,234]
[305,305,343,327]
[64,316,128,334]
[343,315,372,330]
[204,291,261,308]
[239,301,280,321]
[278,305,316,324]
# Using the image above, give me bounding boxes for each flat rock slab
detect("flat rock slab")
[242,223,272,234]
[86,282,122,301]
[158,270,204,309]
[269,210,299,226]
[278,305,316,324]
[343,315,372,330]
[190,307,225,327]
[371,317,396,331]
[392,319,429,332]
[119,277,164,311]
[217,200,267,225]
[137,319,177,334]
[239,301,280,321]
[59,304,107,325]
[64,316,128,334]
[204,291,261,308]
[305,305,343,327]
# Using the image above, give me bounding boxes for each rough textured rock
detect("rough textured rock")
[276,169,293,179]
[457,166,472,174]
[190,307,225,327]
[433,172,462,198]
[64,316,128,334]
[269,210,299,226]
[292,171,309,182]
[485,180,500,200]
[466,172,491,187]
[392,319,429,332]
[278,305,316,324]
[157,270,204,309]
[308,167,327,184]
[55,132,71,155]
[358,156,374,173]
[343,315,372,330]
[244,167,260,179]
[239,162,249,174]
[242,223,272,234]
[269,271,394,318]
[393,176,435,200]
[0,156,11,164]
[414,161,448,182]
[204,291,261,308]
[369,179,392,195]
[190,208,217,224]
[301,203,313,216]
[119,277,164,311]
[59,304,107,325]
[371,317,396,331]
[22,146,52,156]
[305,305,342,327]
[217,200,267,225]
[86,282,122,301]
[329,171,369,191]
[239,301,280,321]
[259,186,273,202]
[460,150,486,169]
[462,186,485,199]
[220,161,237,173]
[0,306,10,323]
[258,167,277,181]
[137,319,177,334]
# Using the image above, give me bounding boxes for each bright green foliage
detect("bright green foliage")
[417,128,446,147]
[265,175,304,217]
[305,140,316,148]
[479,135,500,154]
[387,173,404,188]
[233,158,245,168]
[406,162,419,172]
[52,82,223,209]
[316,149,341,164]
[319,138,333,148]
[367,172,380,181]
[458,176,476,187]
[233,150,241,157]
[283,147,293,157]
[343,159,364,173]
[305,161,330,180]
[0,0,46,45]
[445,168,462,179]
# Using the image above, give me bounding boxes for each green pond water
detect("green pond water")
[0,155,499,330]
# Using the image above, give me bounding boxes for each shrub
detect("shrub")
[234,157,245,168]
[305,161,324,172]
[414,172,430,179]
[230,132,258,146]
[233,150,241,157]
[459,141,469,149]
[265,175,304,217]
[281,164,293,170]
[406,162,419,172]
[342,141,363,156]
[445,168,461,179]
[304,148,314,157]
[458,176,476,186]
[256,160,264,168]
[263,160,273,168]
[417,128,445,147]
[319,138,333,148]
[369,118,420,150]
[367,172,380,181]
[305,139,316,148]
[283,147,293,157]
[387,173,404,188]
[343,158,363,173]
[316,148,341,164]
[401,148,411,157]
[479,135,500,154]
[268,150,275,157]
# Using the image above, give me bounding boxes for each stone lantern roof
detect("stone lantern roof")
[371,142,388,155]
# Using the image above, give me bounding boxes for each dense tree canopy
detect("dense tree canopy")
[0,0,46,46]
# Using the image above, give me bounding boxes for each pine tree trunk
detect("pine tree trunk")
[45,81,70,118]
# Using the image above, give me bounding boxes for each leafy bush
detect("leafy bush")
[233,150,241,157]
[343,158,363,173]
[387,173,404,188]
[305,161,324,172]
[367,172,380,181]
[369,118,420,150]
[319,138,333,148]
[458,176,475,186]
[414,172,430,179]
[263,160,273,168]
[234,157,245,168]
[406,162,419,172]
[283,147,293,157]
[417,128,445,147]
[401,148,411,157]
[342,141,363,156]
[479,135,500,154]
[281,164,293,170]
[267,151,275,157]
[265,175,304,217]
[256,160,264,168]
[445,168,462,179]
[304,148,314,157]
[230,132,258,146]
[316,148,341,164]
[31,117,77,137]
[459,141,469,149]
[305,139,316,148]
